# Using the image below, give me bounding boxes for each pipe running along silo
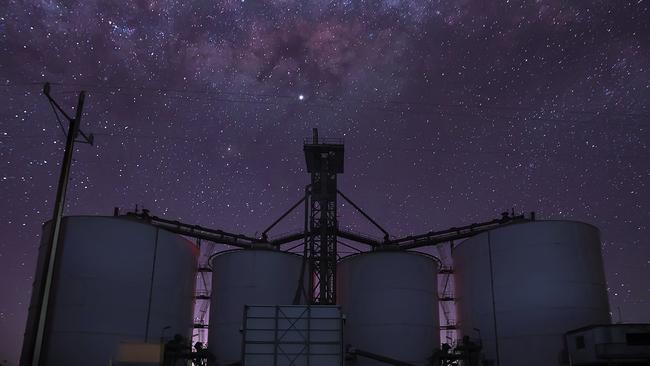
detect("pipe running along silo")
[453,220,610,366]
[20,216,198,366]
[208,248,307,366]
[337,250,440,366]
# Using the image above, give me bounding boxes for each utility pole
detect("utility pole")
[22,83,93,366]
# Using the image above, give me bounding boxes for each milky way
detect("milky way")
[1,1,649,363]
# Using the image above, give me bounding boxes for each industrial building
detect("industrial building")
[20,130,650,366]
[565,324,650,365]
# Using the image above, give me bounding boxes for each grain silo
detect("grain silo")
[337,250,440,365]
[453,220,611,366]
[208,248,307,366]
[20,216,198,366]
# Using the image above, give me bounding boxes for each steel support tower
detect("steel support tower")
[304,129,344,305]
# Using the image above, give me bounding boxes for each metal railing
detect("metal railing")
[303,137,344,145]
[594,342,650,358]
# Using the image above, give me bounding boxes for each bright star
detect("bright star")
[298,94,305,101]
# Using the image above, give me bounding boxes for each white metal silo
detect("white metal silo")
[20,216,198,366]
[208,249,307,366]
[453,220,611,366]
[337,250,440,366]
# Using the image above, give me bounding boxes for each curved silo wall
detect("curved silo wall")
[337,251,440,366]
[208,249,307,366]
[20,216,198,366]
[453,220,611,366]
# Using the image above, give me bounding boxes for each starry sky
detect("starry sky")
[1,0,650,364]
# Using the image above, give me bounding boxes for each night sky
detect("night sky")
[1,1,650,364]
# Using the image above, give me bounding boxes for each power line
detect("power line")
[4,131,648,162]
[2,80,649,120]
